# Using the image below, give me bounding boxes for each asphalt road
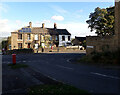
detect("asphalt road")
[2,53,120,94]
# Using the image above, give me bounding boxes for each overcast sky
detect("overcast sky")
[0,1,114,38]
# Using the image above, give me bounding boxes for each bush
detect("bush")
[28,84,90,95]
[80,50,120,65]
[90,50,120,64]
[91,52,102,63]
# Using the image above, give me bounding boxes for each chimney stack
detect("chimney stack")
[42,23,45,28]
[29,22,32,28]
[54,23,57,29]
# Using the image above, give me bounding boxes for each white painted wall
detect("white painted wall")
[59,35,71,46]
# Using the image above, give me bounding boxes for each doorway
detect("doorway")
[28,43,31,48]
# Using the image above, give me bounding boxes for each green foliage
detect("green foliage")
[2,40,8,49]
[71,38,75,43]
[28,84,90,95]
[79,50,119,65]
[86,6,115,36]
[45,36,51,41]
[82,40,86,49]
[8,64,28,69]
[0,42,2,50]
[78,56,92,63]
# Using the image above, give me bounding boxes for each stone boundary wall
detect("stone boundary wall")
[34,47,84,53]
[86,36,117,55]
[4,47,84,54]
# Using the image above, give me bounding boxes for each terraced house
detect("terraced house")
[11,22,71,50]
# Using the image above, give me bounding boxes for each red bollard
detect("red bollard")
[12,54,16,65]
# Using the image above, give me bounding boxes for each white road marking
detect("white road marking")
[56,65,74,70]
[67,59,71,63]
[90,72,120,79]
[23,61,26,62]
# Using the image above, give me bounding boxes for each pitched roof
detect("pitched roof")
[75,37,86,41]
[32,27,48,33]
[56,29,71,35]
[17,26,71,35]
[47,28,71,35]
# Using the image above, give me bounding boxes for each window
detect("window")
[41,35,45,40]
[50,36,52,41]
[35,34,38,40]
[22,28,25,32]
[18,34,22,39]
[62,36,65,41]
[27,34,31,40]
[22,28,31,32]
[35,43,39,49]
[56,36,58,41]
[18,43,22,49]
[18,30,22,32]
[68,36,70,41]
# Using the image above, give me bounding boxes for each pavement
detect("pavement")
[2,53,120,95]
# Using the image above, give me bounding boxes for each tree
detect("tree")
[2,36,11,50]
[86,6,115,36]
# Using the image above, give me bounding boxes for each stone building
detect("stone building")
[11,22,71,50]
[86,1,120,55]
[72,36,86,46]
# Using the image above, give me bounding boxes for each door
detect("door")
[28,43,31,48]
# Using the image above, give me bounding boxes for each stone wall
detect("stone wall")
[11,32,18,50]
[11,32,52,50]
[86,36,116,55]
[35,47,83,53]
[115,1,120,48]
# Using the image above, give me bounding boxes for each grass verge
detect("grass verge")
[27,84,90,95]
[77,50,120,66]
[8,63,28,69]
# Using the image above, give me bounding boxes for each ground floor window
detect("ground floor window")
[35,34,38,40]
[35,43,39,49]
[68,36,70,41]
[41,43,45,48]
[18,43,22,49]
[27,34,31,40]
[56,36,58,41]
[62,36,65,41]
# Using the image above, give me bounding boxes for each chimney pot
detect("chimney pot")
[29,22,32,28]
[54,23,57,29]
[42,23,45,28]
